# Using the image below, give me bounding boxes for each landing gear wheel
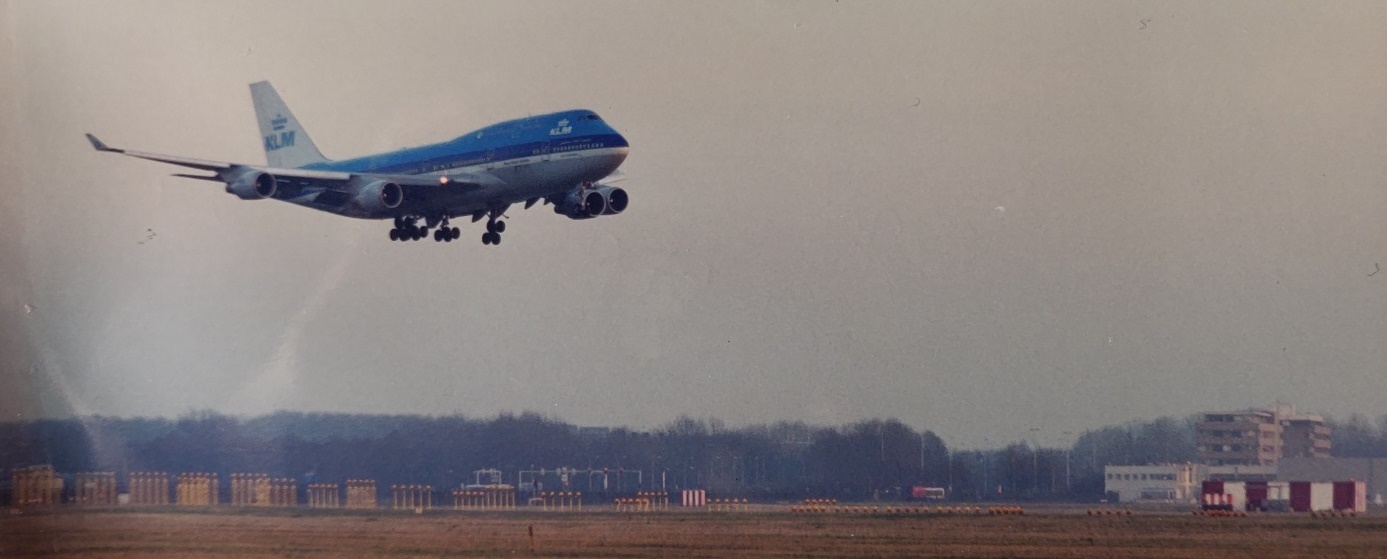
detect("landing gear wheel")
[482,232,493,245]
[389,229,400,241]
[451,227,460,238]
[434,229,443,242]
[486,221,497,234]
[494,220,506,234]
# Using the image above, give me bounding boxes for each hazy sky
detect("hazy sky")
[2,1,1385,447]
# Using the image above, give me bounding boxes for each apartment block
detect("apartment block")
[1195,404,1332,466]
[1281,416,1332,459]
[1196,410,1282,466]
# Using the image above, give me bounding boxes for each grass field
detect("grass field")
[3,507,1385,558]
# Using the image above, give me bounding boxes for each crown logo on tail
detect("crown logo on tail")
[271,114,288,131]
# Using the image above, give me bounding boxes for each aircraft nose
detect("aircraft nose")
[609,132,630,162]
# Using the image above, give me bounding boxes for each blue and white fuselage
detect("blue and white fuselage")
[301,110,629,220]
[87,81,632,246]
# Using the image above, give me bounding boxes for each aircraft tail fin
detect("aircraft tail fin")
[250,81,329,168]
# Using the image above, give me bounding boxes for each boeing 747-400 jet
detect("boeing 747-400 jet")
[88,81,630,246]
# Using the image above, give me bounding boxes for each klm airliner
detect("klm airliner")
[87,81,630,246]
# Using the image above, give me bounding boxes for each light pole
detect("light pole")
[1029,427,1041,495]
[980,438,991,501]
[920,432,925,471]
[946,442,953,499]
[978,451,985,502]
[1060,431,1074,494]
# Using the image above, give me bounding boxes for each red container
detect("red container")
[1289,482,1311,512]
[1245,481,1268,510]
[1332,482,1356,511]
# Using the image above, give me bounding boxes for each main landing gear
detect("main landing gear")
[388,216,426,241]
[387,209,508,246]
[432,217,460,242]
[482,216,506,246]
[388,215,460,243]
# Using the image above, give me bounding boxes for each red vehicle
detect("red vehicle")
[912,486,946,500]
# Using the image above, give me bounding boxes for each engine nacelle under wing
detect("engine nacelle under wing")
[348,178,404,214]
[554,186,627,220]
[596,186,628,215]
[225,168,277,200]
[554,189,607,220]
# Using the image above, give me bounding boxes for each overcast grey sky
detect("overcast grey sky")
[2,1,1385,447]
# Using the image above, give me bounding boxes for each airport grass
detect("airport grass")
[2,507,1385,558]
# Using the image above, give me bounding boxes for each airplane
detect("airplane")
[87,81,630,246]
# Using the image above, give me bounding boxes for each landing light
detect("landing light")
[439,176,450,185]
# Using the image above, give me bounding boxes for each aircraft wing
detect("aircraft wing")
[86,133,495,193]
[597,169,627,184]
[366,171,502,191]
[88,133,351,181]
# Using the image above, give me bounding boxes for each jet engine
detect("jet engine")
[349,179,404,213]
[596,186,628,215]
[225,169,277,200]
[555,189,607,220]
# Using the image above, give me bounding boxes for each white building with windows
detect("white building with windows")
[1104,464,1199,503]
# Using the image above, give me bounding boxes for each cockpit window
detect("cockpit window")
[579,114,602,121]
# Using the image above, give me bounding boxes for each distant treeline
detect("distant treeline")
[2,411,1386,502]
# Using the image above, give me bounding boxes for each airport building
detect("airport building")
[1103,464,1200,503]
[1104,463,1344,504]
[1279,457,1386,507]
[1106,403,1356,505]
[1104,464,1275,503]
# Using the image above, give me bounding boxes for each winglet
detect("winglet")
[86,133,122,153]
